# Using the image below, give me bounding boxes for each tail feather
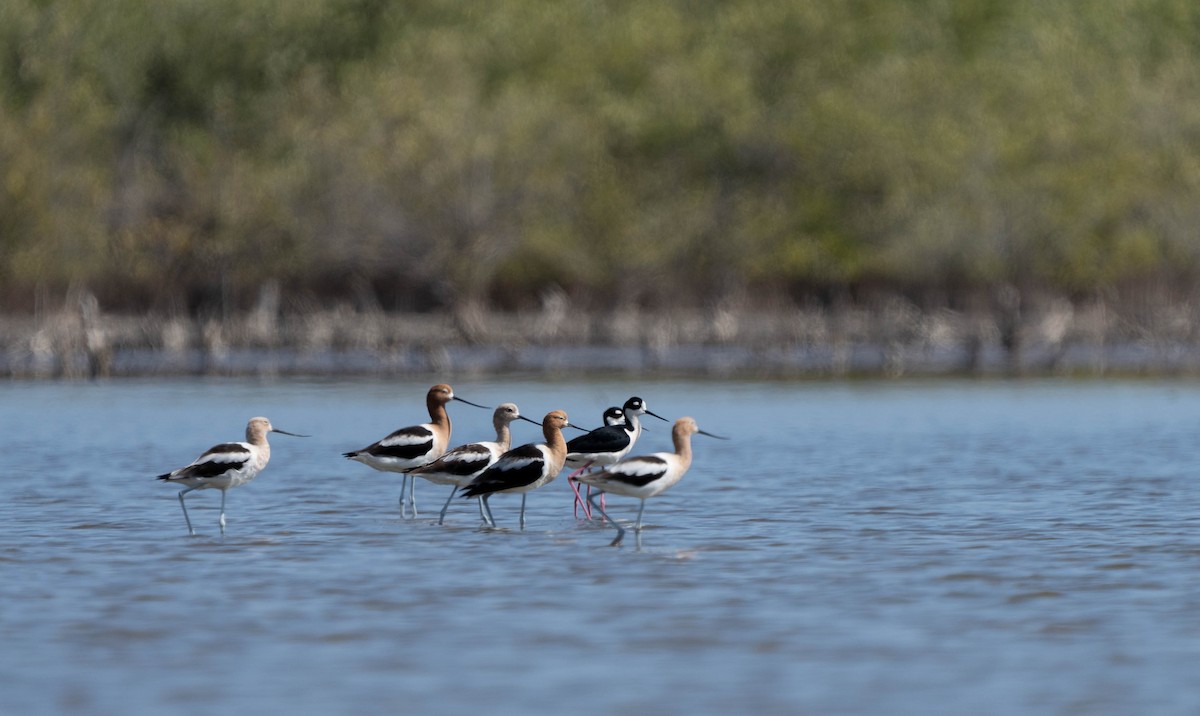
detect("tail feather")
[342,451,359,459]
[156,472,173,481]
[459,482,489,499]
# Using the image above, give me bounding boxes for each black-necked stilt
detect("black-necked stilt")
[343,384,487,517]
[459,410,569,530]
[157,417,308,536]
[406,403,542,525]
[565,396,668,518]
[578,416,726,548]
[564,406,626,517]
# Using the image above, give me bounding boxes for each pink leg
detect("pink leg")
[568,462,593,518]
[570,478,584,518]
[584,483,604,520]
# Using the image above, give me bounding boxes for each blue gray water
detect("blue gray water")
[2,377,1199,715]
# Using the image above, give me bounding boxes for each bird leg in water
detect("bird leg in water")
[632,499,647,551]
[586,490,626,547]
[568,462,594,518]
[438,485,456,525]
[479,494,496,529]
[584,484,606,520]
[398,474,419,519]
[177,487,197,536]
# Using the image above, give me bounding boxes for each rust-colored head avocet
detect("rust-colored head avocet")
[343,384,488,518]
[407,402,542,525]
[459,410,570,530]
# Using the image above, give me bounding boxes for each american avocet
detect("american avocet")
[342,384,486,518]
[565,396,668,518]
[578,417,726,548]
[406,403,542,525]
[156,417,308,536]
[459,410,569,530]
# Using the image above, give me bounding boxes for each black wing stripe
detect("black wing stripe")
[606,457,669,488]
[414,454,490,477]
[184,456,250,479]
[610,470,667,488]
[460,445,544,496]
[368,439,433,460]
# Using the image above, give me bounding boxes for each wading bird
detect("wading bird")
[578,417,726,549]
[459,410,570,530]
[563,406,625,517]
[157,417,308,536]
[406,403,542,525]
[565,396,668,518]
[343,384,487,518]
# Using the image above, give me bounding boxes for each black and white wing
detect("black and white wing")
[566,425,631,457]
[459,443,546,497]
[410,442,496,479]
[158,442,252,482]
[581,454,670,489]
[345,424,434,460]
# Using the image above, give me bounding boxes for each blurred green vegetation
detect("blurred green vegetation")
[3,0,1200,314]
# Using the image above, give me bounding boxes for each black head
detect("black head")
[623,396,669,423]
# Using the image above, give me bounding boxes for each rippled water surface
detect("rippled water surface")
[3,377,1200,715]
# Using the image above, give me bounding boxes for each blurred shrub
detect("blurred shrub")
[3,0,1200,313]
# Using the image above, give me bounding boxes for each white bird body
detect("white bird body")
[410,441,506,487]
[159,439,269,491]
[575,449,688,501]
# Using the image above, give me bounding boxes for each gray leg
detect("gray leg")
[583,482,597,515]
[519,493,527,531]
[480,494,496,528]
[477,497,488,522]
[218,489,228,535]
[409,477,418,517]
[177,487,197,536]
[398,474,409,518]
[633,499,647,551]
[587,490,625,546]
[438,485,456,525]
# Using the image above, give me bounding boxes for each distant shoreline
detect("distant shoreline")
[6,297,1200,379]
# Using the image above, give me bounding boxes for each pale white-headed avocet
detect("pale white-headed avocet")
[157,417,308,536]
[578,416,726,548]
